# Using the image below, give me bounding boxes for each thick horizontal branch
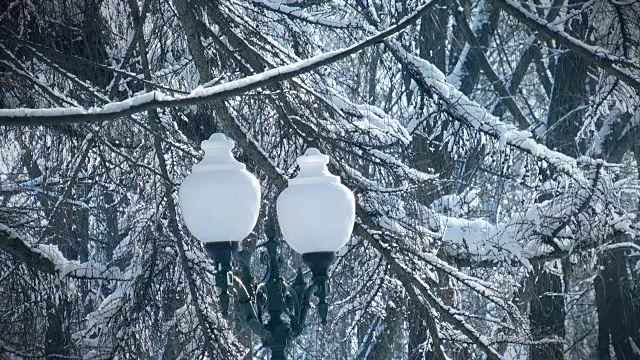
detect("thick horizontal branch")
[1,224,130,280]
[599,241,640,254]
[0,0,435,127]
[493,0,640,93]
[0,224,56,274]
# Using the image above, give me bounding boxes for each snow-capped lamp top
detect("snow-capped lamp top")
[194,133,244,171]
[179,133,261,243]
[290,148,340,185]
[277,148,355,255]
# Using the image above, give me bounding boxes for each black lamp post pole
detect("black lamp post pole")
[260,237,291,360]
[204,220,336,359]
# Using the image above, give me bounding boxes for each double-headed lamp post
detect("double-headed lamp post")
[178,133,355,359]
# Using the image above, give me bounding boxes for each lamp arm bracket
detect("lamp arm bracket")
[284,283,302,333]
[232,275,271,339]
[292,282,320,336]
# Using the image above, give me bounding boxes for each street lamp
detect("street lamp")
[178,133,356,359]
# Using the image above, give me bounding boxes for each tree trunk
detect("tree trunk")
[408,300,431,359]
[419,2,448,72]
[455,3,500,96]
[529,2,589,358]
[45,296,72,359]
[529,263,566,360]
[369,304,402,360]
[594,232,640,360]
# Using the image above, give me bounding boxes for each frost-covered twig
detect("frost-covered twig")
[385,41,611,192]
[0,44,79,107]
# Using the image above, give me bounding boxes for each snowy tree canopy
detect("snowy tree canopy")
[1,0,639,359]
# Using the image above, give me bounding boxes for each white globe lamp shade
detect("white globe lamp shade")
[179,133,261,243]
[276,148,355,256]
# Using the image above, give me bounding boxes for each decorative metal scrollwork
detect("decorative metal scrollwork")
[218,227,330,359]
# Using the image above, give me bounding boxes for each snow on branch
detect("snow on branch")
[250,0,356,28]
[388,42,594,186]
[0,0,436,127]
[0,224,128,280]
[493,0,640,92]
[599,242,640,254]
[0,223,56,274]
[384,242,505,360]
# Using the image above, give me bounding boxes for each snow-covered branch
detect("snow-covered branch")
[0,0,435,127]
[250,0,356,28]
[0,224,128,280]
[388,42,593,185]
[493,0,640,92]
[0,224,56,274]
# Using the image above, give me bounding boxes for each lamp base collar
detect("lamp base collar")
[302,251,336,278]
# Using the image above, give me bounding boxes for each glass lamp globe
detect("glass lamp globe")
[276,148,355,277]
[179,133,261,248]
